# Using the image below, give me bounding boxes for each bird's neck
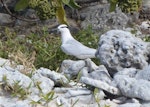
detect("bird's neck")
[61,29,74,43]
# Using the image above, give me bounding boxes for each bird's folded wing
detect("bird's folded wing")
[61,39,97,59]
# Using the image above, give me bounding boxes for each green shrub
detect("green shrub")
[109,0,142,13]
[143,36,150,42]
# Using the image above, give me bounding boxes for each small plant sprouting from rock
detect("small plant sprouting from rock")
[11,81,32,100]
[41,91,57,106]
[31,91,57,107]
[0,75,32,100]
[93,88,111,107]
[1,75,11,91]
[75,70,82,83]
[71,98,79,107]
[94,88,101,107]
[143,36,150,42]
[30,100,42,107]
[30,81,57,107]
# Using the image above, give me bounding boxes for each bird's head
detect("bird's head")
[48,24,70,35]
[57,24,69,33]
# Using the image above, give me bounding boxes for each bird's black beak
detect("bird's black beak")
[48,28,59,35]
[49,28,57,33]
[48,25,59,35]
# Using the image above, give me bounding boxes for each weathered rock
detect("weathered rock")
[80,77,120,95]
[114,75,150,101]
[54,87,86,93]
[112,97,128,104]
[57,94,96,107]
[0,58,12,66]
[81,65,112,84]
[32,72,54,94]
[139,0,150,22]
[84,58,99,71]
[113,68,137,79]
[0,66,33,89]
[124,27,143,38]
[79,4,129,31]
[142,0,150,7]
[88,66,112,84]
[140,21,150,30]
[68,80,86,88]
[60,60,76,73]
[36,67,69,86]
[118,103,141,107]
[135,65,150,81]
[61,60,86,78]
[60,59,99,79]
[0,13,14,25]
[64,88,91,98]
[55,87,105,106]
[56,94,118,107]
[96,30,150,75]
[0,97,31,107]
[141,101,150,107]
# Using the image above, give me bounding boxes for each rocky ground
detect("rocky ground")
[0,0,150,107]
[0,29,150,107]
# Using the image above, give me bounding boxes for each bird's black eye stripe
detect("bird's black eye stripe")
[61,26,68,28]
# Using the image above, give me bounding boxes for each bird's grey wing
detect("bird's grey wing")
[68,39,97,53]
[61,42,80,56]
[61,39,97,59]
[66,39,92,50]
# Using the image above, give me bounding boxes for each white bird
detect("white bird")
[57,24,97,59]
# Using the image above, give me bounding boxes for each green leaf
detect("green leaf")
[15,0,29,11]
[62,0,70,5]
[2,75,8,82]
[68,0,81,9]
[94,88,99,96]
[109,0,118,12]
[71,99,79,107]
[56,2,68,25]
[76,70,82,82]
[94,88,100,103]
